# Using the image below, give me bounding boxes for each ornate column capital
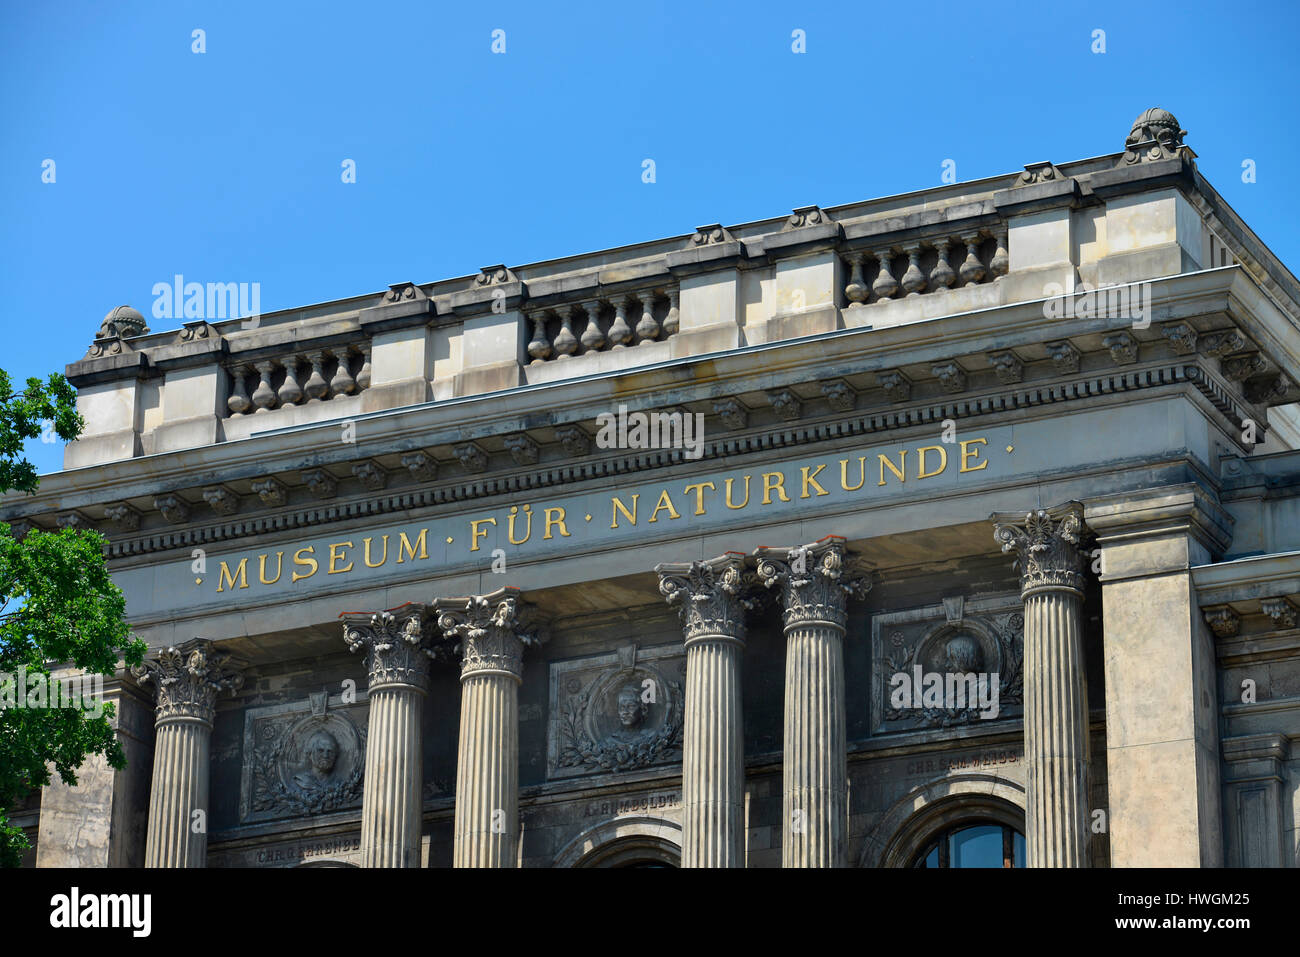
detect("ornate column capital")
[342,602,435,693]
[434,586,547,683]
[753,536,870,631]
[654,552,756,646]
[992,502,1089,599]
[133,638,244,726]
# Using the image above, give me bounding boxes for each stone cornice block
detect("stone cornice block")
[1086,154,1196,201]
[65,348,150,388]
[149,326,229,371]
[763,207,843,258]
[1085,483,1235,568]
[358,281,436,333]
[841,201,997,245]
[993,176,1080,217]
[665,234,748,276]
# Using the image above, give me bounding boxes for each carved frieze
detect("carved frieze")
[547,642,685,779]
[871,594,1025,735]
[240,689,368,824]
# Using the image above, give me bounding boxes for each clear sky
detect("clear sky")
[3,0,1298,478]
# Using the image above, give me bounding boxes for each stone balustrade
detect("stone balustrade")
[226,346,371,416]
[843,230,1007,306]
[526,289,680,362]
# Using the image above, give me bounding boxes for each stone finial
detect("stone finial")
[1018,161,1064,186]
[433,587,547,681]
[991,502,1088,599]
[132,638,244,725]
[97,305,150,340]
[1121,108,1189,166]
[655,552,756,644]
[342,603,436,691]
[382,281,428,304]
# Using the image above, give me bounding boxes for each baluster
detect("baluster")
[553,310,578,358]
[959,233,986,286]
[527,312,552,363]
[356,345,372,391]
[929,239,956,290]
[251,361,277,412]
[227,364,251,415]
[303,351,329,401]
[608,299,633,348]
[663,288,680,336]
[990,227,1009,277]
[330,348,357,395]
[278,355,304,405]
[844,253,869,306]
[580,301,606,353]
[872,248,899,301]
[900,244,926,296]
[635,294,660,343]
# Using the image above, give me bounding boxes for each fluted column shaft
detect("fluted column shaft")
[657,554,751,868]
[993,503,1091,868]
[755,537,867,868]
[782,620,846,867]
[360,684,426,867]
[436,586,544,869]
[453,670,519,867]
[343,605,433,868]
[145,717,211,867]
[135,640,243,868]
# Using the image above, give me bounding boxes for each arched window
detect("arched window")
[912,822,1025,868]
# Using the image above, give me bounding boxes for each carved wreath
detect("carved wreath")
[557,679,683,772]
[251,724,366,817]
[884,613,1024,728]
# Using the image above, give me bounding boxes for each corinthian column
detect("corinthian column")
[343,603,434,868]
[992,502,1090,868]
[434,586,545,868]
[135,639,243,868]
[655,552,753,868]
[754,536,868,868]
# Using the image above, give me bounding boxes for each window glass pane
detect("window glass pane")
[948,824,1002,868]
[1012,830,1025,868]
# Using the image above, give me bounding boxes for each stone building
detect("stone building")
[5,108,1299,868]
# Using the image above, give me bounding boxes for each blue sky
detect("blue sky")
[4,0,1299,478]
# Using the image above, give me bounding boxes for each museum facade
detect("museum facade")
[5,108,1299,868]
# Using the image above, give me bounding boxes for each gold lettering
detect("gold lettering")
[724,475,751,509]
[916,445,948,479]
[469,518,497,551]
[291,547,318,582]
[258,551,283,585]
[397,529,428,563]
[217,558,249,592]
[959,438,989,473]
[761,471,790,505]
[800,464,828,498]
[648,489,681,523]
[610,494,638,529]
[508,505,533,544]
[328,541,354,574]
[682,481,715,515]
[840,456,867,491]
[362,535,388,568]
[878,450,907,486]
[543,507,571,539]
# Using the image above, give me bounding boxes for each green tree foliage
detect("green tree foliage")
[0,369,145,866]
